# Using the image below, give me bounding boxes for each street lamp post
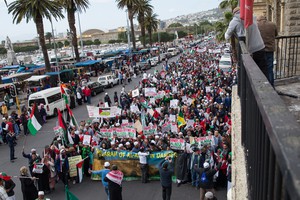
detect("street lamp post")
[77,11,84,57]
[125,10,131,56]
[50,19,59,71]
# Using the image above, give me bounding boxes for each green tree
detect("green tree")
[219,0,238,12]
[145,11,158,46]
[59,0,89,62]
[133,0,153,47]
[57,41,64,48]
[93,39,101,45]
[168,22,183,28]
[8,0,64,72]
[214,11,233,41]
[83,40,93,46]
[45,32,53,45]
[177,30,187,38]
[118,31,128,43]
[64,40,70,46]
[116,0,139,50]
[0,48,7,54]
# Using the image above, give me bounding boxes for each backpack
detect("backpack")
[200,172,208,183]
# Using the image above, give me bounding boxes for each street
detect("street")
[0,55,227,200]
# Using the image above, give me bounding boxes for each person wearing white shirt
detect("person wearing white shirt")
[138,149,150,183]
[0,177,8,200]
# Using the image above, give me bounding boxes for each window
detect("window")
[29,98,46,106]
[98,77,106,81]
[47,93,62,104]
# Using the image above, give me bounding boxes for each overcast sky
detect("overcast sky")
[0,0,220,42]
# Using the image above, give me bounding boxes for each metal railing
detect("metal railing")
[275,35,300,79]
[237,41,300,200]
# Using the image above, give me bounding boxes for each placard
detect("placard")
[194,136,215,148]
[145,87,157,97]
[134,120,143,133]
[130,105,140,113]
[169,115,176,122]
[53,126,64,136]
[132,89,139,97]
[99,129,114,138]
[143,124,157,136]
[186,120,194,128]
[171,122,178,133]
[68,155,82,177]
[170,138,185,150]
[170,99,179,108]
[172,86,178,94]
[83,135,91,145]
[161,121,171,133]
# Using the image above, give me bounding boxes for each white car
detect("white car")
[219,56,232,72]
[97,75,119,88]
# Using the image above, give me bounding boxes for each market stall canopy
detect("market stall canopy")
[74,60,100,67]
[25,75,49,82]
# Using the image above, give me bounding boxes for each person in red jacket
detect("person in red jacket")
[83,86,92,104]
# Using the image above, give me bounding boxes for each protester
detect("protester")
[32,158,50,194]
[159,156,174,200]
[0,172,16,200]
[36,191,49,200]
[55,149,69,186]
[0,176,8,200]
[205,191,218,200]
[104,165,123,200]
[194,161,222,200]
[257,15,278,86]
[225,7,267,78]
[138,148,150,183]
[22,148,40,175]
[89,161,111,200]
[1,103,8,117]
[39,104,47,123]
[19,166,38,200]
[20,111,29,135]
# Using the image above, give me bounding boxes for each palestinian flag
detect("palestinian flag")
[177,110,186,128]
[60,84,69,104]
[27,103,44,136]
[66,105,78,129]
[65,186,79,200]
[153,109,160,119]
[58,109,74,145]
[76,159,84,183]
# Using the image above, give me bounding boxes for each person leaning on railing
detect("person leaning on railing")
[225,7,268,81]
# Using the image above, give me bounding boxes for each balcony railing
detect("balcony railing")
[275,35,300,79]
[237,40,300,200]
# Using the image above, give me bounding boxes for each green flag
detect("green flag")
[65,186,79,200]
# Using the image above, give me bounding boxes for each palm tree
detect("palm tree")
[45,32,53,45]
[58,0,89,62]
[145,11,158,46]
[133,0,153,47]
[214,12,233,41]
[8,0,64,72]
[219,0,238,12]
[116,0,139,51]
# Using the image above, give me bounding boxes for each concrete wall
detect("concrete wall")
[231,86,249,200]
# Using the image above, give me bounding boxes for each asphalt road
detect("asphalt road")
[0,55,227,200]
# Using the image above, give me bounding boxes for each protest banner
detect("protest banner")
[132,88,139,97]
[99,129,114,138]
[154,91,165,100]
[53,126,63,136]
[170,138,185,150]
[126,128,136,139]
[143,124,157,136]
[194,136,215,147]
[121,122,134,128]
[206,86,211,93]
[149,98,155,104]
[83,135,91,145]
[161,121,171,133]
[122,119,129,124]
[114,128,127,138]
[68,155,82,177]
[91,149,176,180]
[145,87,157,97]
[87,106,119,118]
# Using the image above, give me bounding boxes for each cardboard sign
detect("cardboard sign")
[170,138,185,150]
[187,120,194,128]
[161,121,171,133]
[169,115,176,122]
[53,126,64,136]
[171,122,178,133]
[68,155,82,177]
[143,124,157,136]
[130,105,140,113]
[194,136,215,148]
[99,129,114,138]
[172,86,178,94]
[83,135,91,145]
[134,120,143,133]
[154,91,165,100]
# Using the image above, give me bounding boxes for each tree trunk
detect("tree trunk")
[138,14,146,47]
[67,4,80,62]
[149,29,152,46]
[128,9,136,51]
[35,16,51,72]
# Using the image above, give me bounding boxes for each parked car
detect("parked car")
[146,58,158,67]
[97,74,119,88]
[139,61,151,71]
[86,81,104,96]
[219,56,232,72]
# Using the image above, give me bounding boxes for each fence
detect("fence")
[237,41,300,200]
[275,35,300,79]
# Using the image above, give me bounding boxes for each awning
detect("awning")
[74,60,100,67]
[25,75,49,82]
